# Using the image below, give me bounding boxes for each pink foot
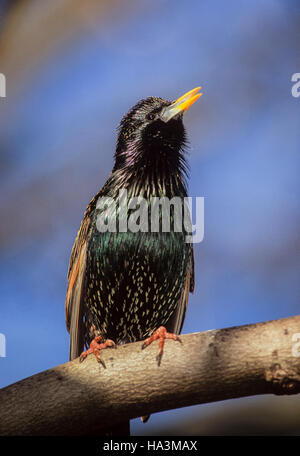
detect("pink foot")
[79,336,115,367]
[141,326,181,366]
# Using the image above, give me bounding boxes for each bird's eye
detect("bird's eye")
[147,113,155,121]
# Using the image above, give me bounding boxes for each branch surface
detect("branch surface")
[1,315,300,435]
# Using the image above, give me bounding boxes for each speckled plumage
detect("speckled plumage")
[65,95,195,362]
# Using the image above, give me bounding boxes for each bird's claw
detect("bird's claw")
[79,336,115,366]
[141,326,182,366]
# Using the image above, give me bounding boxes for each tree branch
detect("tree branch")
[1,315,300,435]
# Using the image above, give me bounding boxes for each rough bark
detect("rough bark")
[1,315,300,435]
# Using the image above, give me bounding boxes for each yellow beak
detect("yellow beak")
[161,87,202,122]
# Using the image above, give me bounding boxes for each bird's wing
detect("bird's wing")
[65,182,113,360]
[65,209,91,361]
[166,245,194,335]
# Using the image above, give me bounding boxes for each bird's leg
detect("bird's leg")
[79,336,115,367]
[141,326,182,366]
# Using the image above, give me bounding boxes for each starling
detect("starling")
[65,87,201,433]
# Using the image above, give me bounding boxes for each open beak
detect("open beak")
[161,87,202,122]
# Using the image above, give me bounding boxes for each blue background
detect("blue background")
[0,0,299,434]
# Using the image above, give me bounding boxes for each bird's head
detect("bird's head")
[113,87,202,176]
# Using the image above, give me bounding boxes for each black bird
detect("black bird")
[65,87,201,431]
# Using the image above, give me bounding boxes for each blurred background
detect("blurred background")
[0,0,299,435]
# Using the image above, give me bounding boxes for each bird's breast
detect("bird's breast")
[84,225,191,345]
